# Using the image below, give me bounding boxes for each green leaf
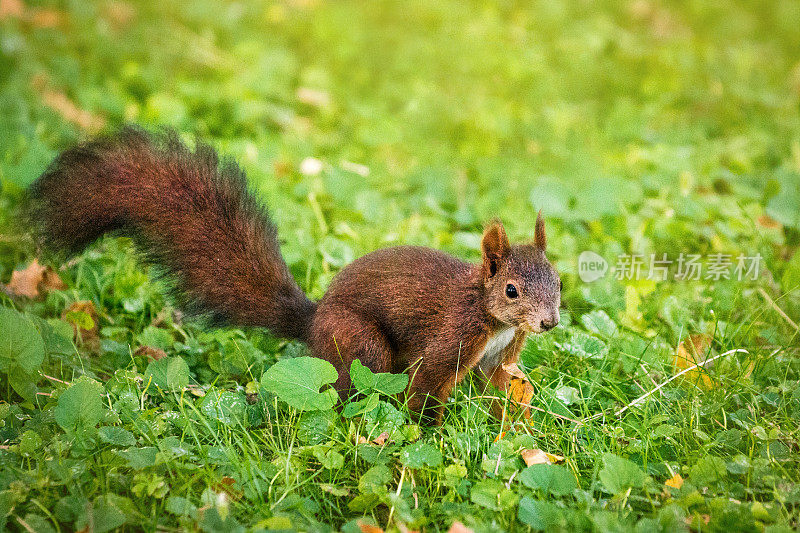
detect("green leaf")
[481,439,522,478]
[145,356,190,391]
[689,456,727,487]
[519,464,577,496]
[653,424,681,439]
[165,496,197,518]
[99,426,136,447]
[598,453,647,494]
[115,447,158,469]
[0,307,45,374]
[399,442,442,469]
[557,331,608,359]
[358,464,392,494]
[54,376,104,434]
[518,496,563,530]
[470,479,518,511]
[443,464,467,487]
[297,409,336,444]
[313,447,345,470]
[350,359,409,396]
[767,171,800,229]
[20,515,55,533]
[137,326,174,351]
[199,389,247,426]
[77,496,127,533]
[342,392,380,418]
[260,356,339,411]
[363,401,405,440]
[19,430,43,456]
[579,310,618,338]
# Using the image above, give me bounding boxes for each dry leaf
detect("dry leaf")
[296,87,331,107]
[521,449,551,466]
[211,476,243,501]
[447,522,475,533]
[757,214,781,230]
[372,432,389,446]
[101,0,135,29]
[685,514,711,527]
[0,0,24,20]
[521,448,564,466]
[664,473,684,490]
[502,361,527,379]
[135,345,168,361]
[6,258,66,299]
[356,435,368,445]
[320,483,349,496]
[29,8,63,27]
[358,522,383,533]
[674,333,714,390]
[41,89,105,132]
[186,385,206,397]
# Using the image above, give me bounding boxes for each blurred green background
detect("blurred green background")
[1,0,800,530]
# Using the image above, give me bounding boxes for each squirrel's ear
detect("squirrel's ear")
[482,221,510,278]
[534,211,546,251]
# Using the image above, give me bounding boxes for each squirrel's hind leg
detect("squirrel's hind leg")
[309,310,394,402]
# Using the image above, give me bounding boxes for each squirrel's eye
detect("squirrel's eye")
[505,284,518,299]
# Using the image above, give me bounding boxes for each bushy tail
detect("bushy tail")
[27,126,316,341]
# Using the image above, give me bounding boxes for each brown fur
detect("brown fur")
[28,127,561,424]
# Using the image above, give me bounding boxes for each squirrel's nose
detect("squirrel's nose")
[540,314,559,331]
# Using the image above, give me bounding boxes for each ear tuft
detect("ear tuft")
[534,211,546,250]
[482,220,510,277]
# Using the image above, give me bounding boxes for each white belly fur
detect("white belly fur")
[478,326,517,371]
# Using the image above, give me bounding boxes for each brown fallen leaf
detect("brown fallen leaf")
[6,258,66,299]
[664,473,684,490]
[674,333,714,390]
[211,476,243,502]
[358,522,383,533]
[0,0,23,20]
[101,0,135,30]
[135,345,167,361]
[521,448,564,466]
[757,214,782,230]
[372,432,390,446]
[29,8,63,27]
[502,361,527,379]
[447,521,475,533]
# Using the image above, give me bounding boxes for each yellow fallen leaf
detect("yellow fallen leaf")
[665,473,684,490]
[674,334,714,390]
[505,375,534,419]
[521,448,564,466]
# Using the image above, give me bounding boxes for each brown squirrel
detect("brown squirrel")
[27,127,561,424]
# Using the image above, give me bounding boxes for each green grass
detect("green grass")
[1,0,800,531]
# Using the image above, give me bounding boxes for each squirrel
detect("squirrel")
[27,127,562,424]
